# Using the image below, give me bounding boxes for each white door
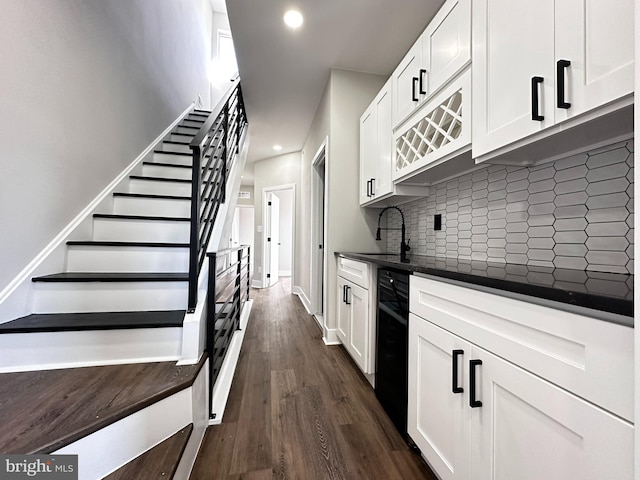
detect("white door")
[554,0,634,122]
[472,0,555,158]
[408,314,471,480]
[267,193,280,286]
[346,281,369,373]
[392,40,424,127]
[470,346,634,480]
[360,106,376,204]
[374,84,392,197]
[230,208,240,248]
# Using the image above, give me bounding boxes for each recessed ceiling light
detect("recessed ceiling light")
[273,144,283,151]
[284,10,303,29]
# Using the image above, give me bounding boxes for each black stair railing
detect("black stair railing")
[206,245,251,419]
[188,81,247,312]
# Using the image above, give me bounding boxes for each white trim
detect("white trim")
[209,300,253,424]
[292,286,312,314]
[0,103,195,321]
[278,270,291,277]
[252,279,264,289]
[310,137,329,321]
[322,328,341,346]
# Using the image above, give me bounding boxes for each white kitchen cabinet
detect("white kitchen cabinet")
[359,104,377,205]
[392,0,471,129]
[336,258,376,378]
[472,0,634,162]
[408,275,634,480]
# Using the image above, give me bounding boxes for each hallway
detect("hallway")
[190,279,437,479]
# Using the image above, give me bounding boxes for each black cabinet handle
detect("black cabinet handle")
[370,178,375,196]
[366,180,371,197]
[342,285,347,303]
[452,349,464,394]
[469,359,482,408]
[531,76,544,121]
[412,77,419,102]
[345,286,351,305]
[419,69,427,95]
[557,60,571,109]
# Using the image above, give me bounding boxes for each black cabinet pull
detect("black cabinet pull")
[557,59,571,109]
[412,77,419,102]
[345,286,351,305]
[370,178,375,196]
[452,349,464,394]
[342,285,347,303]
[531,76,544,121]
[366,180,371,197]
[469,359,482,408]
[419,69,427,95]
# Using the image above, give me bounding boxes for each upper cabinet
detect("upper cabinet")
[472,0,634,163]
[392,0,471,130]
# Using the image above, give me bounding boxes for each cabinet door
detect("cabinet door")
[359,106,376,205]
[374,84,392,197]
[422,0,470,97]
[336,277,350,344]
[408,314,470,480]
[470,346,634,480]
[555,0,634,122]
[472,0,555,158]
[347,282,370,373]
[392,41,424,128]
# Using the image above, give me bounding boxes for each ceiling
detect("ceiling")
[223,0,445,166]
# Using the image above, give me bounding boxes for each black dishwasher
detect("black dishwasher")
[375,268,410,439]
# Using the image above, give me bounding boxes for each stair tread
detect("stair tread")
[193,109,212,114]
[67,240,189,248]
[0,357,205,453]
[163,140,191,146]
[153,150,191,157]
[93,213,190,221]
[0,310,186,333]
[143,161,192,169]
[112,192,190,200]
[129,175,191,183]
[32,272,190,282]
[104,424,193,480]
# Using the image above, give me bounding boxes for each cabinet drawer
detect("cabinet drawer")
[337,257,370,290]
[409,274,633,422]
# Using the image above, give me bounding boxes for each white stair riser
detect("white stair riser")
[129,178,191,196]
[153,152,193,166]
[113,196,191,217]
[174,126,199,135]
[142,164,192,180]
[170,133,194,143]
[0,327,182,373]
[181,120,205,129]
[93,218,190,242]
[66,246,189,273]
[33,281,188,313]
[162,142,191,154]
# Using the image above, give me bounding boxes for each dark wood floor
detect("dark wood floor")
[190,278,437,480]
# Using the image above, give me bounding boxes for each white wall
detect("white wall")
[252,152,302,286]
[0,0,214,293]
[237,185,254,206]
[274,189,293,276]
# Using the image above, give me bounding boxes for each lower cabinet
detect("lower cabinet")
[408,283,634,480]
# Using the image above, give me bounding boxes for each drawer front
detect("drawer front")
[409,274,633,422]
[337,257,370,290]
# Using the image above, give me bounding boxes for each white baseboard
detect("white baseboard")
[0,103,195,322]
[278,270,291,277]
[323,328,341,346]
[208,300,253,425]
[292,286,312,314]
[252,280,263,289]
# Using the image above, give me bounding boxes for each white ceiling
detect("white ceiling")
[225,0,445,165]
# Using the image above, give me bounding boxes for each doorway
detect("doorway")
[262,184,296,290]
[230,206,254,275]
[311,138,328,322]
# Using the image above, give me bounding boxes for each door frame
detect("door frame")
[310,137,329,319]
[262,183,297,289]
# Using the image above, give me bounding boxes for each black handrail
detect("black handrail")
[206,245,251,420]
[188,80,247,311]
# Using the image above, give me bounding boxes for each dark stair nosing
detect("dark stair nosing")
[93,213,190,222]
[183,117,205,123]
[153,150,191,157]
[0,357,206,454]
[129,175,191,184]
[0,310,186,333]
[142,161,192,170]
[32,272,190,283]
[162,140,192,146]
[67,240,189,248]
[104,424,193,480]
[193,108,212,114]
[112,192,191,201]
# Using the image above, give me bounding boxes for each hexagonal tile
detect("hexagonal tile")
[528,166,555,182]
[626,259,634,274]
[506,168,529,182]
[472,198,489,209]
[487,229,507,239]
[626,244,634,260]
[506,232,528,243]
[626,183,634,199]
[528,214,555,226]
[488,180,508,193]
[471,189,489,200]
[585,207,629,223]
[527,260,555,268]
[554,165,588,183]
[488,218,507,230]
[506,221,528,233]
[554,178,588,195]
[505,253,528,264]
[488,208,507,219]
[506,243,528,254]
[626,229,634,244]
[506,190,528,203]
[554,204,587,219]
[585,192,628,209]
[626,139,634,153]
[471,225,488,235]
[554,244,587,257]
[527,249,555,261]
[487,238,507,248]
[506,201,528,213]
[528,191,556,205]
[553,230,587,244]
[626,198,634,213]
[472,169,489,182]
[587,162,630,183]
[529,179,556,194]
[586,177,629,197]
[528,202,555,216]
[554,256,588,270]
[586,237,629,251]
[458,247,472,256]
[528,226,555,238]
[506,179,529,193]
[585,222,629,237]
[626,214,634,229]
[472,216,486,226]
[586,146,629,168]
[555,191,589,207]
[586,251,629,266]
[554,217,587,231]
[488,169,508,182]
[487,248,507,258]
[528,237,554,249]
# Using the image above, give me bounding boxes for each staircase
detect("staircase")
[0,80,250,479]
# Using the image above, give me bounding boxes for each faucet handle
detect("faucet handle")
[405,238,411,251]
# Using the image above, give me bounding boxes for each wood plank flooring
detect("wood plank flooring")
[190,279,437,480]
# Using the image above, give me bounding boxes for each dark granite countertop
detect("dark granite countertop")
[337,252,633,326]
